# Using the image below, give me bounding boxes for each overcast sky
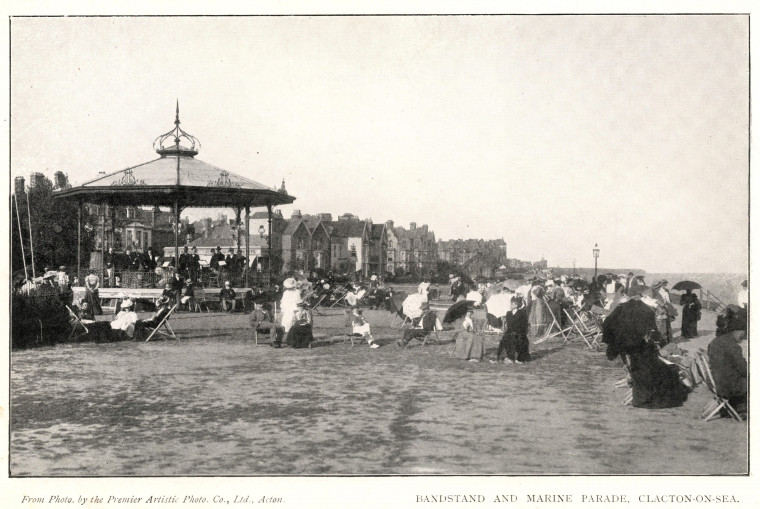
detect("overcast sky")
[10,15,749,273]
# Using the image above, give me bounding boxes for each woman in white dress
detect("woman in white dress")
[279,277,302,339]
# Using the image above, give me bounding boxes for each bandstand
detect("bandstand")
[54,103,296,300]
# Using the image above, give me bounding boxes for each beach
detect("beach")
[10,302,747,476]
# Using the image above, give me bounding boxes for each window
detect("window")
[143,232,148,248]
[350,244,357,257]
[126,231,132,247]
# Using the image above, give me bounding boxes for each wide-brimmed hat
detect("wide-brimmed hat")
[157,296,170,305]
[121,299,134,308]
[283,277,297,289]
[652,281,663,290]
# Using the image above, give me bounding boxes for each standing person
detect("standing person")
[650,281,674,345]
[84,270,103,315]
[274,277,301,348]
[210,246,224,272]
[170,270,185,308]
[527,284,550,337]
[179,246,191,279]
[417,278,431,300]
[219,281,237,312]
[142,246,158,272]
[190,246,201,283]
[737,280,748,309]
[496,296,530,364]
[104,247,116,286]
[679,288,702,339]
[708,305,747,418]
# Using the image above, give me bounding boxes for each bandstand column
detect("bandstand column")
[100,205,106,282]
[174,198,180,272]
[245,205,250,287]
[267,203,273,285]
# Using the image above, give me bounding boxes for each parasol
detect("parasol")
[485,292,514,318]
[388,291,408,316]
[443,300,475,324]
[465,290,483,306]
[403,293,427,319]
[671,281,701,291]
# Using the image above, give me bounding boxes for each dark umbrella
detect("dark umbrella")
[443,300,475,324]
[388,291,408,316]
[672,281,701,291]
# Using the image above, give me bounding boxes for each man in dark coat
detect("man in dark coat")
[179,246,191,278]
[219,280,237,312]
[708,305,747,415]
[210,246,225,271]
[679,289,702,339]
[497,296,530,363]
[398,302,437,347]
[189,247,201,283]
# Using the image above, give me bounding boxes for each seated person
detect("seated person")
[76,298,95,322]
[462,308,475,332]
[134,296,173,340]
[110,299,138,339]
[219,281,236,312]
[398,302,439,347]
[708,305,748,417]
[350,307,380,348]
[161,282,176,304]
[180,283,195,311]
[285,300,314,349]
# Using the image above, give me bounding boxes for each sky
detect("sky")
[9,15,749,273]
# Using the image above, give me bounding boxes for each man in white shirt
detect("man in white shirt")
[738,280,748,309]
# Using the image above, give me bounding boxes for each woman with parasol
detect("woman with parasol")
[674,281,702,339]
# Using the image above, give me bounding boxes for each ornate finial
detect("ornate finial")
[278,179,287,194]
[153,102,200,157]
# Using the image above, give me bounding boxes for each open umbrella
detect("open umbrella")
[672,281,701,291]
[502,279,522,291]
[403,293,427,319]
[387,291,408,316]
[443,300,475,324]
[485,292,513,318]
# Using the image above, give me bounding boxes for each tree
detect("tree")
[11,175,95,276]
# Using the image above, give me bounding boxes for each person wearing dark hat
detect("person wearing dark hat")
[189,246,201,283]
[496,296,530,364]
[179,246,191,278]
[708,305,747,417]
[679,288,702,339]
[398,301,439,347]
[134,296,173,340]
[210,246,225,272]
[141,246,158,272]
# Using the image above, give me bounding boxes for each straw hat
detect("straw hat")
[121,299,134,309]
[283,277,297,289]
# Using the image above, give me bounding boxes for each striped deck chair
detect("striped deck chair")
[693,349,743,422]
[66,305,89,340]
[144,304,179,342]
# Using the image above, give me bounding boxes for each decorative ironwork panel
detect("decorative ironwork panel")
[111,169,146,187]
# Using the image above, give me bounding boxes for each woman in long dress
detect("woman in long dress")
[275,277,301,347]
[527,284,550,337]
[285,301,314,348]
[84,270,103,316]
[602,299,689,409]
[679,289,702,339]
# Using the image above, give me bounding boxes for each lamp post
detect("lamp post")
[593,243,600,279]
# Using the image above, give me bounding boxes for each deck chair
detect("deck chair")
[66,305,89,340]
[533,298,573,344]
[563,308,602,350]
[144,304,179,342]
[329,286,349,308]
[693,349,743,422]
[308,293,328,316]
[191,288,211,313]
[401,315,442,348]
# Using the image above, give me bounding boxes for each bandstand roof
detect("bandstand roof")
[54,104,296,210]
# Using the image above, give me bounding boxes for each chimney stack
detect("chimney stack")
[319,213,333,222]
[54,171,68,189]
[410,222,417,230]
[29,172,46,190]
[385,220,394,229]
[291,209,302,219]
